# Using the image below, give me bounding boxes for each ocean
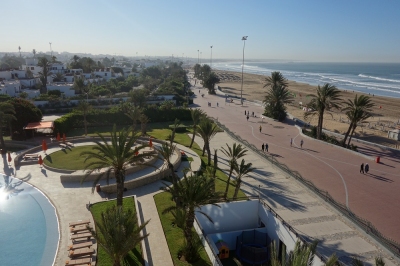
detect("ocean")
[212,61,400,99]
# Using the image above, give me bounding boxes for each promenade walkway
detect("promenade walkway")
[3,141,201,266]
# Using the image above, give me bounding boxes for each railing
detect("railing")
[212,119,400,258]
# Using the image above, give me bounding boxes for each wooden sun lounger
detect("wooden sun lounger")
[70,225,91,233]
[69,247,95,258]
[66,142,74,147]
[65,257,91,265]
[60,143,68,149]
[68,241,93,251]
[70,232,92,241]
[71,229,91,235]
[23,154,39,160]
[69,220,90,227]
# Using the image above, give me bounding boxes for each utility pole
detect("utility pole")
[210,45,213,67]
[49,42,52,57]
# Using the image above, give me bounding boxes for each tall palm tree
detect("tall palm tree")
[263,71,289,89]
[52,72,65,82]
[342,95,374,147]
[73,75,86,94]
[196,118,219,165]
[169,118,180,146]
[119,102,142,133]
[38,57,51,93]
[32,49,36,58]
[81,126,153,206]
[88,205,149,266]
[157,142,177,182]
[304,84,342,139]
[162,174,222,261]
[232,159,255,200]
[0,103,16,149]
[76,101,92,136]
[263,84,294,121]
[139,114,150,136]
[220,143,248,199]
[189,109,205,148]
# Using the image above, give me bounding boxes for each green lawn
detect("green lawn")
[43,145,100,170]
[90,197,143,266]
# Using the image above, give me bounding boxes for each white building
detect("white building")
[20,89,40,99]
[47,83,75,98]
[19,77,38,89]
[0,70,13,81]
[94,68,115,81]
[0,80,21,97]
[49,63,67,74]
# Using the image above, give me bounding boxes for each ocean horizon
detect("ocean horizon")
[212,61,400,99]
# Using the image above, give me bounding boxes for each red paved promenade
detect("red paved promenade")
[192,84,400,243]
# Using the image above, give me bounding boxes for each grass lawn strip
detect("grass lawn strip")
[43,145,100,170]
[90,197,143,266]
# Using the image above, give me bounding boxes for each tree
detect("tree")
[52,72,65,82]
[32,49,36,58]
[352,256,385,266]
[38,57,51,93]
[8,98,42,137]
[189,109,205,148]
[342,95,374,147]
[193,64,201,78]
[169,118,180,146]
[88,205,149,266]
[263,71,289,89]
[157,142,178,183]
[81,126,154,206]
[232,159,255,199]
[220,143,248,199]
[129,89,147,108]
[76,101,92,136]
[304,84,342,139]
[200,64,212,80]
[162,174,222,261]
[263,84,293,121]
[19,92,28,99]
[139,114,150,136]
[203,72,220,94]
[72,55,80,63]
[73,75,86,94]
[196,118,219,165]
[119,102,142,133]
[0,103,16,149]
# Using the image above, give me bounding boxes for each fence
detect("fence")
[212,119,400,258]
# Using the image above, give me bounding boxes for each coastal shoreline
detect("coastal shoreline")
[213,69,400,148]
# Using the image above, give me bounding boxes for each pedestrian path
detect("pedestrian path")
[195,132,399,265]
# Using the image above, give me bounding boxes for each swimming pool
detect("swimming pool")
[0,175,59,266]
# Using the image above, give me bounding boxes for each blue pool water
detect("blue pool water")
[0,175,59,266]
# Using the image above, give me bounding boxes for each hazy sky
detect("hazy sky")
[2,0,400,62]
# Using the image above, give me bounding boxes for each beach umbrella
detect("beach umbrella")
[42,139,47,153]
[56,132,60,141]
[38,155,43,166]
[63,133,66,143]
[7,152,12,165]
[149,137,153,148]
[135,151,139,156]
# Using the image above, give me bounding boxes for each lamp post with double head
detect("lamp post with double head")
[210,45,213,67]
[240,36,248,105]
[197,50,199,64]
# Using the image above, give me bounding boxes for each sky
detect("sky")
[2,0,400,62]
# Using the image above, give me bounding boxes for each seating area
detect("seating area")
[23,153,39,161]
[66,220,95,266]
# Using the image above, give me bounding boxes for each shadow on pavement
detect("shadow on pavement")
[367,173,394,182]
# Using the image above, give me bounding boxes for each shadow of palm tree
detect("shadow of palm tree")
[0,173,32,199]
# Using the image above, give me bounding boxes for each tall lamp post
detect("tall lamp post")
[210,45,213,67]
[197,50,199,64]
[240,36,248,105]
[200,52,202,64]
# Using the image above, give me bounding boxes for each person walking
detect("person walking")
[245,110,246,116]
[259,125,262,133]
[261,143,264,152]
[290,138,293,147]
[265,143,269,152]
[365,163,369,174]
[246,115,249,121]
[300,139,304,149]
[360,163,364,174]
[217,102,219,107]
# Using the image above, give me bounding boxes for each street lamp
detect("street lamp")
[210,45,213,67]
[240,36,248,105]
[197,50,199,64]
[200,52,202,64]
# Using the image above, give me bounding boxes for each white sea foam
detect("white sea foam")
[358,74,400,83]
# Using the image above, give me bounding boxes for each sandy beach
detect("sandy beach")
[214,70,400,148]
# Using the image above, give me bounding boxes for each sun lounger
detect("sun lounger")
[60,143,68,149]
[69,247,95,258]
[65,257,91,265]
[71,232,92,241]
[23,154,39,160]
[70,226,91,233]
[69,220,91,227]
[68,241,93,250]
[66,142,74,147]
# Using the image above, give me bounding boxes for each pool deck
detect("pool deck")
[4,141,201,266]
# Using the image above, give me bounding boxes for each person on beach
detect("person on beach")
[290,138,293,147]
[246,115,249,121]
[365,163,369,174]
[360,163,364,174]
[261,143,264,152]
[217,102,219,107]
[265,143,269,152]
[300,139,304,149]
[259,125,262,133]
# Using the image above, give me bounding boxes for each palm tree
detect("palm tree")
[72,55,80,63]
[119,102,142,133]
[162,174,222,261]
[203,72,220,94]
[352,256,385,266]
[81,126,153,206]
[304,84,342,139]
[189,109,205,148]
[38,57,51,93]
[342,95,374,147]
[263,84,294,121]
[52,72,65,82]
[196,118,219,165]
[220,143,248,199]
[232,159,255,200]
[139,114,150,136]
[88,205,149,266]
[32,49,36,58]
[157,142,177,182]
[76,101,92,136]
[263,71,289,89]
[169,118,180,146]
[0,103,16,149]
[73,75,86,94]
